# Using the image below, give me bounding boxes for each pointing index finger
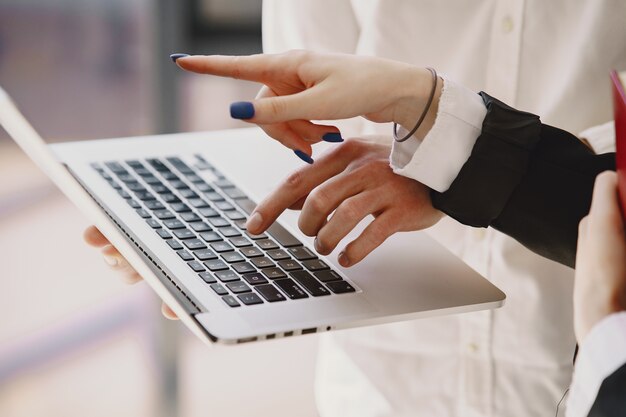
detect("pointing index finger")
[176,54,285,83]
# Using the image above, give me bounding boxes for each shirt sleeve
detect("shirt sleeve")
[566,312,626,417]
[389,77,487,193]
[579,121,616,154]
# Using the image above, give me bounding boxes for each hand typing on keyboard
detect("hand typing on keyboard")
[246,138,444,267]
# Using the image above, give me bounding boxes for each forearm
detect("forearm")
[430,93,616,267]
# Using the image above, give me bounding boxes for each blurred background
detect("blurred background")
[0,1,319,416]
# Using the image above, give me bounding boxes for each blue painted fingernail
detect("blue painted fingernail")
[230,101,255,119]
[322,132,343,143]
[294,150,314,164]
[169,53,189,62]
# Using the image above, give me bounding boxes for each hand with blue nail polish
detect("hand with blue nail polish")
[169,51,440,161]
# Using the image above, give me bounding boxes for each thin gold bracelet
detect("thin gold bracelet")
[393,67,438,143]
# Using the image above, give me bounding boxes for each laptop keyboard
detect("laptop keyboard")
[91,155,356,308]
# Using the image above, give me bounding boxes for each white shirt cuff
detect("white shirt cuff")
[389,76,487,193]
[566,312,626,417]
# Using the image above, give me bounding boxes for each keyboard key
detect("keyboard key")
[127,199,141,209]
[224,187,246,199]
[187,261,205,272]
[198,272,217,284]
[232,262,256,274]
[314,270,343,282]
[237,293,263,305]
[325,280,356,294]
[242,272,268,286]
[278,259,302,271]
[198,207,219,217]
[211,283,228,295]
[193,249,217,261]
[136,209,151,219]
[302,259,330,271]
[177,250,194,261]
[188,198,209,208]
[234,197,256,215]
[163,219,185,229]
[105,161,126,173]
[204,259,228,271]
[266,249,290,261]
[290,271,330,297]
[246,231,269,240]
[126,182,146,192]
[215,270,240,282]
[240,246,264,258]
[256,239,279,250]
[262,267,286,280]
[215,201,234,211]
[219,226,241,237]
[227,281,251,294]
[173,229,195,240]
[169,180,189,190]
[179,189,198,199]
[225,210,246,221]
[135,191,156,201]
[170,203,191,212]
[118,189,131,199]
[147,158,169,172]
[189,222,212,232]
[200,231,222,242]
[229,236,252,247]
[109,180,122,190]
[180,212,201,222]
[234,220,248,230]
[288,246,317,261]
[204,192,224,202]
[195,183,213,192]
[255,284,286,302]
[274,278,308,299]
[125,160,143,169]
[134,168,152,177]
[156,229,172,239]
[221,252,245,263]
[251,257,275,269]
[143,176,162,185]
[167,240,183,250]
[145,200,165,211]
[208,217,230,228]
[161,193,180,203]
[266,223,302,247]
[162,172,179,181]
[183,239,207,250]
[154,209,175,220]
[152,184,170,194]
[210,241,234,253]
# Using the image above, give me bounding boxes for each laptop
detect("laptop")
[0,87,505,345]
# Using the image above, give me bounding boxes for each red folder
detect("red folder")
[611,70,626,218]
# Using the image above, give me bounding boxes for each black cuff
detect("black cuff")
[431,92,542,227]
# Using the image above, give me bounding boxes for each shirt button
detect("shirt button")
[502,15,514,33]
[473,228,486,240]
[468,343,479,353]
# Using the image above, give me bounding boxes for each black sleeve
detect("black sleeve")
[431,92,616,268]
[588,362,626,417]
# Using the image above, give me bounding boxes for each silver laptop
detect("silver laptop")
[0,87,505,345]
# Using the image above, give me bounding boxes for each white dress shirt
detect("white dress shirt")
[263,1,626,416]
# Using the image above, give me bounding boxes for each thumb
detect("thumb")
[230,89,321,124]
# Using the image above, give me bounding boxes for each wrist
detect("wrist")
[392,67,442,141]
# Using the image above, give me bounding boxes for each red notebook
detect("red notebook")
[611,70,626,218]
